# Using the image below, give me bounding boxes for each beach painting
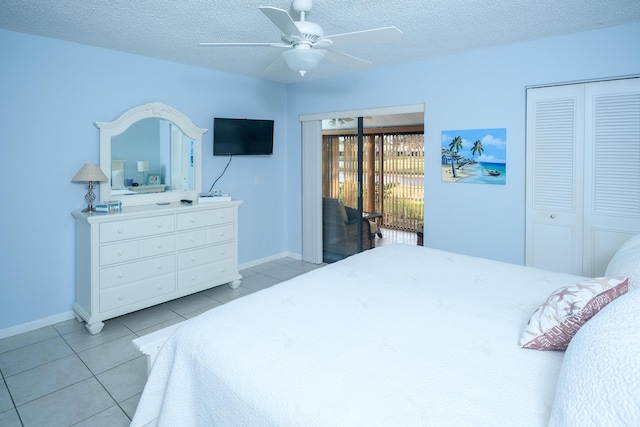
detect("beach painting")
[441,128,506,185]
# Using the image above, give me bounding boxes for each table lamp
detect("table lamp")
[72,163,108,212]
[137,160,149,184]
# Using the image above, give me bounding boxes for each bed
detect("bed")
[131,243,639,426]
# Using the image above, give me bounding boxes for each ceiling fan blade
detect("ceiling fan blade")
[264,55,287,73]
[259,6,301,37]
[321,26,402,48]
[324,50,371,70]
[199,42,289,47]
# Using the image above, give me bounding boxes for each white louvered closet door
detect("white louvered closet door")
[526,84,585,275]
[526,77,640,277]
[583,78,640,276]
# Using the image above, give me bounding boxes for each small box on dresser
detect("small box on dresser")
[72,200,242,334]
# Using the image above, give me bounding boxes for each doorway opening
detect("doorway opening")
[321,113,424,262]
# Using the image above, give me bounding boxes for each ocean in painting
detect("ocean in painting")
[457,162,506,185]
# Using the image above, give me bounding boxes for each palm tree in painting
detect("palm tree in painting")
[470,139,484,161]
[447,136,463,178]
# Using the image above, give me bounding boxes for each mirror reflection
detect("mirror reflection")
[110,118,195,196]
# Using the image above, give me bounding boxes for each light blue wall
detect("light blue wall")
[0,29,289,332]
[1,22,639,334]
[285,22,640,263]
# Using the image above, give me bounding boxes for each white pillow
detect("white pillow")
[111,169,125,190]
[549,289,640,426]
[606,234,640,291]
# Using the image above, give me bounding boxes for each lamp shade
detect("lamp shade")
[71,163,108,183]
[282,47,325,76]
[137,160,149,173]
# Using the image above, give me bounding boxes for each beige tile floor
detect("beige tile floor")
[375,227,417,247]
[0,230,415,426]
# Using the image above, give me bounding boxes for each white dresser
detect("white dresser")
[72,201,242,334]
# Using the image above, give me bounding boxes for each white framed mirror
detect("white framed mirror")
[97,102,207,207]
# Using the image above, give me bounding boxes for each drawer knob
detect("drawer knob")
[190,237,196,242]
[219,249,226,255]
[190,274,196,281]
[156,264,163,270]
[117,250,124,256]
[156,243,163,248]
[117,295,124,301]
[190,218,196,223]
[156,222,163,228]
[118,273,124,279]
[117,227,124,234]
[190,256,196,262]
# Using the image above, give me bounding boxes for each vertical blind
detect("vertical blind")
[323,132,424,232]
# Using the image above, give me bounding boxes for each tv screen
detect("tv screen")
[213,118,274,156]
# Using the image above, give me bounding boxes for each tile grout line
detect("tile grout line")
[1,367,25,426]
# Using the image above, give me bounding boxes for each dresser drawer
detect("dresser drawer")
[100,235,175,266]
[100,274,175,312]
[175,229,207,251]
[177,242,235,270]
[100,215,175,243]
[100,255,175,288]
[177,207,233,231]
[100,241,139,266]
[207,224,234,245]
[176,224,234,250]
[177,258,237,290]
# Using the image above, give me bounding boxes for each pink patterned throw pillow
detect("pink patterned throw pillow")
[519,277,628,350]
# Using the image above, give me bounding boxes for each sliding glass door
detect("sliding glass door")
[321,115,424,262]
[321,117,370,263]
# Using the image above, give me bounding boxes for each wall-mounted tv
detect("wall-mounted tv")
[213,117,274,156]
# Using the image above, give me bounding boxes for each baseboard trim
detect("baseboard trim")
[239,251,302,270]
[0,311,76,340]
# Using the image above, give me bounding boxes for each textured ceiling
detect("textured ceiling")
[1,0,639,84]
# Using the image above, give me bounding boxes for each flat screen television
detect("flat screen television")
[213,117,274,156]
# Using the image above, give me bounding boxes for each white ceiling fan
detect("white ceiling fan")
[326,116,373,127]
[200,0,402,77]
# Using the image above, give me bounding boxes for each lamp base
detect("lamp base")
[83,181,97,213]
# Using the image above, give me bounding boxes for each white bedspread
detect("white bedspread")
[132,244,585,426]
[549,289,640,425]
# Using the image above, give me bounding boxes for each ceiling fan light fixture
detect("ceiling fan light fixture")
[281,47,325,76]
